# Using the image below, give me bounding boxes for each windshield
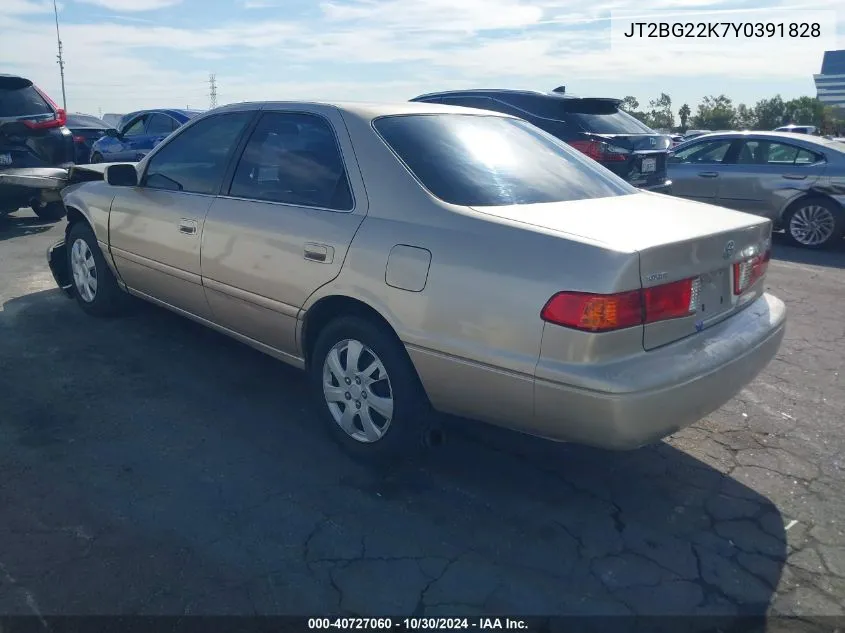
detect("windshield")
[66,114,110,128]
[373,114,636,207]
[567,108,655,135]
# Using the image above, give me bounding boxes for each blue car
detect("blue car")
[89,108,202,163]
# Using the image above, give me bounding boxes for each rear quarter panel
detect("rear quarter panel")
[303,109,642,428]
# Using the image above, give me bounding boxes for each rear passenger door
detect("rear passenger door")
[717,139,826,217]
[200,107,367,358]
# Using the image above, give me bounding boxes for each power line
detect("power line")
[209,73,218,109]
[52,0,67,111]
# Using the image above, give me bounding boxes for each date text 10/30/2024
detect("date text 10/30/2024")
[308,618,529,630]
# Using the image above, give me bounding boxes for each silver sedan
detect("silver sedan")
[49,101,785,460]
[668,131,845,249]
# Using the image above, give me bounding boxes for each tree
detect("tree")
[733,103,757,130]
[620,96,640,112]
[783,96,826,127]
[692,95,736,130]
[752,96,786,130]
[647,93,674,130]
[678,103,691,131]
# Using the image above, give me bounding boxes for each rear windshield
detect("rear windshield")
[373,114,635,207]
[66,114,110,128]
[0,85,53,118]
[566,108,656,135]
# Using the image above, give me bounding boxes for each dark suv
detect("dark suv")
[0,74,74,220]
[410,88,671,193]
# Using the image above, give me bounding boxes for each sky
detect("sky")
[1,0,842,118]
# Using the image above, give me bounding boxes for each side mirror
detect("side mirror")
[105,164,138,187]
[105,128,121,138]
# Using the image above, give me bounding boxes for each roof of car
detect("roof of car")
[410,88,616,102]
[211,100,518,120]
[676,130,844,149]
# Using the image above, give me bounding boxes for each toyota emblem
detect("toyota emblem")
[723,240,735,259]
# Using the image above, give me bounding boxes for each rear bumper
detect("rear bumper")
[532,292,786,449]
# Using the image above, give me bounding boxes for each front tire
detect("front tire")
[66,222,127,317]
[32,201,67,222]
[783,197,844,249]
[90,152,103,164]
[309,316,430,462]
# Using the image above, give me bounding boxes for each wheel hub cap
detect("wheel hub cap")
[70,238,98,303]
[322,339,394,444]
[790,205,835,246]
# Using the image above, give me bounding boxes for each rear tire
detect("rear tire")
[782,197,844,249]
[66,222,128,317]
[32,201,67,222]
[309,316,431,463]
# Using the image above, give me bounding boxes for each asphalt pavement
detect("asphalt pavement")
[1,208,844,621]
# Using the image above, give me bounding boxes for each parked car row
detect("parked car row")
[48,100,786,461]
[668,131,845,249]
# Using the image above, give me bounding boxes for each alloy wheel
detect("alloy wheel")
[70,238,98,303]
[322,338,394,443]
[789,204,836,247]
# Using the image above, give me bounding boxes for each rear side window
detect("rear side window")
[143,112,253,195]
[373,113,635,207]
[0,85,53,117]
[229,112,353,211]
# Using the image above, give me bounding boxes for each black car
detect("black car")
[410,88,671,192]
[65,113,113,164]
[0,74,74,220]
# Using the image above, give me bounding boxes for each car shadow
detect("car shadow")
[771,232,845,269]
[0,212,55,242]
[0,289,786,624]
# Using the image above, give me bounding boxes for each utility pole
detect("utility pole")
[52,0,67,111]
[209,74,218,109]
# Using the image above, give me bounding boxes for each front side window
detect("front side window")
[373,113,635,207]
[123,117,147,137]
[143,112,253,195]
[671,140,733,164]
[229,112,353,211]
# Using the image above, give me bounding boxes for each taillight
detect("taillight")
[568,140,629,162]
[21,86,66,130]
[733,249,770,295]
[542,277,700,332]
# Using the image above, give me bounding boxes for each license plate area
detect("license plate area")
[695,268,731,321]
[641,157,656,173]
[0,153,12,166]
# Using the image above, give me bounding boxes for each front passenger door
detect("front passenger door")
[668,139,736,203]
[108,110,256,318]
[200,108,367,357]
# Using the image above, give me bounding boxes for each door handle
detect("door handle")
[304,243,334,264]
[178,218,197,235]
[697,171,719,178]
[782,174,807,180]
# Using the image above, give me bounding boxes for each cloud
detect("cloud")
[74,0,184,11]
[1,0,841,113]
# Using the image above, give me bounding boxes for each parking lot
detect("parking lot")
[1,207,844,620]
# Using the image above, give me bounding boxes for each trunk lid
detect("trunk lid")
[471,192,772,350]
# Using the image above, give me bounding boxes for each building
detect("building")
[814,50,845,110]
